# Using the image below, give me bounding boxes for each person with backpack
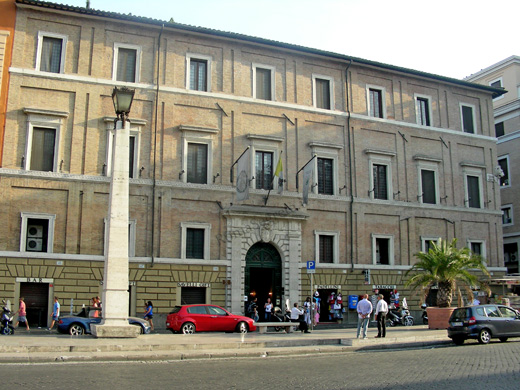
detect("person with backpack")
[247,297,259,322]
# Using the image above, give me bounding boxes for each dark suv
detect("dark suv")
[447,304,520,345]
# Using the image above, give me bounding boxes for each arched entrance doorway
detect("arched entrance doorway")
[245,243,282,319]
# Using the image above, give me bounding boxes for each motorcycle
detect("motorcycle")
[1,300,15,335]
[386,303,414,327]
[421,303,428,325]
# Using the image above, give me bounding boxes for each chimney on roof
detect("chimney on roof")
[86,0,91,9]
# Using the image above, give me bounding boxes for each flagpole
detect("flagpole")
[230,146,250,183]
[296,154,317,192]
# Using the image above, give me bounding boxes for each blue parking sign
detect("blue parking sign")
[307,261,315,273]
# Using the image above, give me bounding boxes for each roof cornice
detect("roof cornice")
[16,0,506,98]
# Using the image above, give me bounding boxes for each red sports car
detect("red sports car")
[166,304,257,334]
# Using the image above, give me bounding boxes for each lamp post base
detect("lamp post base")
[91,322,141,338]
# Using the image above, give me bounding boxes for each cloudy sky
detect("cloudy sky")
[65,0,517,79]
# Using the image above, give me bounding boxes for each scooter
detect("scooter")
[1,300,15,335]
[386,304,414,327]
[271,306,291,332]
[421,303,428,325]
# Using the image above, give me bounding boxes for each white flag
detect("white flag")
[302,159,315,205]
[236,148,250,201]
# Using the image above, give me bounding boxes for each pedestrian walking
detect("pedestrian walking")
[303,296,312,326]
[15,297,30,331]
[48,296,60,331]
[375,294,388,338]
[356,294,372,339]
[144,301,154,331]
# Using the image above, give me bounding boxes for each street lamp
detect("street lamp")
[91,86,139,338]
[112,86,135,124]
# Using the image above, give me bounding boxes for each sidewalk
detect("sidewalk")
[0,325,451,363]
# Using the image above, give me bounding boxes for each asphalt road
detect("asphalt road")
[2,341,519,390]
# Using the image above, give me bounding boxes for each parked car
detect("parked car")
[166,304,256,334]
[447,304,520,345]
[57,307,151,335]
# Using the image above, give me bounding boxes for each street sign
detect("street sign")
[307,261,316,274]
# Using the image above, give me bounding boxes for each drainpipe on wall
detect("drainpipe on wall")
[345,60,354,272]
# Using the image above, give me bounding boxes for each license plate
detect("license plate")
[451,321,463,327]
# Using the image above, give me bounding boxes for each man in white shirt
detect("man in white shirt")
[356,294,373,339]
[290,302,309,333]
[375,294,389,338]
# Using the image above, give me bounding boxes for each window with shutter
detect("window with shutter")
[187,143,208,184]
[40,37,63,73]
[30,127,55,172]
[467,175,481,208]
[255,68,272,100]
[319,235,334,263]
[317,158,333,195]
[461,105,475,133]
[369,89,383,118]
[190,59,207,91]
[373,164,388,200]
[495,122,504,137]
[416,97,431,126]
[498,157,509,187]
[186,228,205,259]
[315,78,331,109]
[116,48,137,82]
[421,169,436,204]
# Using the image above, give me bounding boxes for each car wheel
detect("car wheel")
[404,317,414,326]
[181,322,196,335]
[478,328,491,344]
[452,337,465,346]
[69,323,85,336]
[499,337,508,343]
[236,321,248,334]
[131,323,144,334]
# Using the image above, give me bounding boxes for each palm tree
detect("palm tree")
[405,238,490,307]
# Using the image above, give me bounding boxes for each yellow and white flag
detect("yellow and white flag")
[274,154,283,194]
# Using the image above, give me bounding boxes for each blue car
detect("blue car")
[57,307,151,335]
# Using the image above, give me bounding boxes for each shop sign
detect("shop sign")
[16,277,53,283]
[178,282,210,287]
[372,284,396,290]
[315,285,341,289]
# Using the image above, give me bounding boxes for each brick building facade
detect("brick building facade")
[0,0,506,328]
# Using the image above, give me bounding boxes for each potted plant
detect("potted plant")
[405,238,490,329]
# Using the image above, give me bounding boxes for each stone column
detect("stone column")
[91,119,140,338]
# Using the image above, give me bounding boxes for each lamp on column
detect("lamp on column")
[91,86,138,338]
[112,86,135,124]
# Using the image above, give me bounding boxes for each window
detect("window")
[314,231,339,264]
[24,108,67,172]
[186,54,212,92]
[373,164,388,200]
[495,122,504,137]
[312,75,333,109]
[113,43,141,83]
[187,143,208,184]
[372,234,393,265]
[105,118,143,178]
[30,127,56,172]
[467,240,485,259]
[317,158,333,195]
[104,219,136,257]
[419,169,437,204]
[460,104,476,134]
[421,237,440,253]
[20,212,55,253]
[255,151,273,190]
[367,87,384,118]
[181,222,211,260]
[465,174,482,208]
[36,32,67,74]
[502,205,513,225]
[415,95,431,126]
[186,228,205,259]
[253,64,274,100]
[180,126,216,185]
[490,78,504,101]
[497,156,510,187]
[504,243,518,273]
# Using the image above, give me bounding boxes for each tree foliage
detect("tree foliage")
[405,238,490,307]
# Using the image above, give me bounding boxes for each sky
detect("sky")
[63,0,518,79]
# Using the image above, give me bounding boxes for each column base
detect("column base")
[91,323,141,338]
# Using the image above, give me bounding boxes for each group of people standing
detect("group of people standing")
[356,293,388,339]
[246,297,275,322]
